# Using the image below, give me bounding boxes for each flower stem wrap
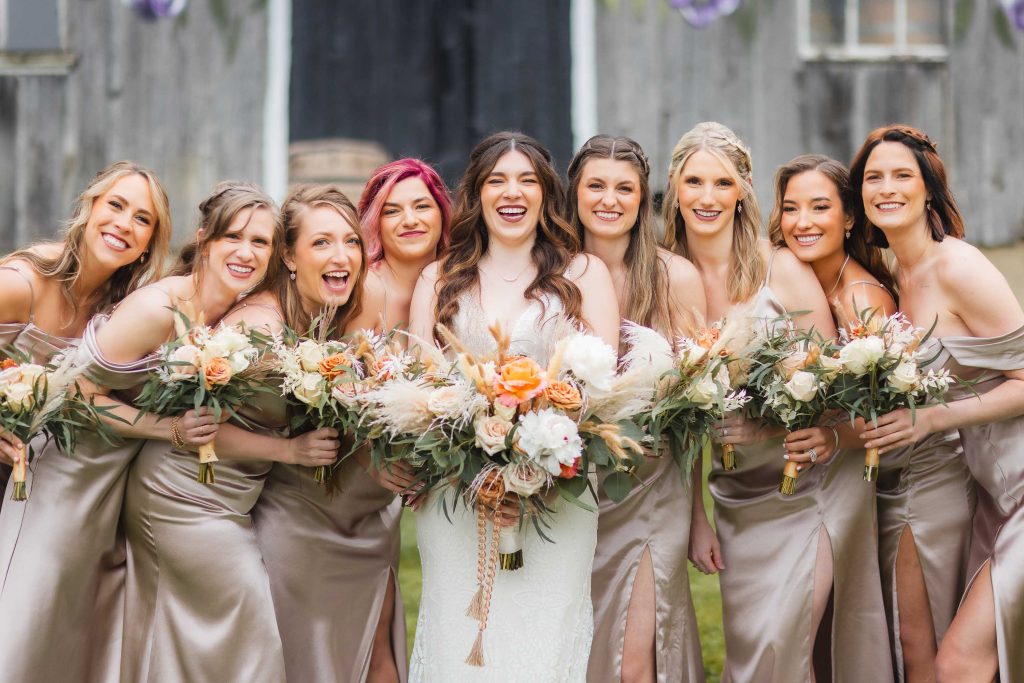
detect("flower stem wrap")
[864,446,880,483]
[197,442,217,484]
[10,443,27,501]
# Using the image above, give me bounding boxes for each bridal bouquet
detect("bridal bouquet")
[133,306,268,484]
[623,321,752,479]
[743,325,842,494]
[0,349,91,500]
[831,311,953,482]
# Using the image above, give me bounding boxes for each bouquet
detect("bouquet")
[133,306,269,484]
[743,324,841,494]
[832,311,953,482]
[625,321,752,479]
[0,349,91,500]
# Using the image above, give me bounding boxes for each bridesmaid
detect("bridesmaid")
[96,182,288,682]
[854,125,1023,681]
[767,154,898,676]
[252,183,412,683]
[567,134,707,683]
[0,161,171,683]
[662,122,877,682]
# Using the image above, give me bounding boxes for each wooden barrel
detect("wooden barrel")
[288,138,390,202]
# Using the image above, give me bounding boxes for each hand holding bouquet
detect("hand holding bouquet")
[133,306,268,484]
[832,311,953,482]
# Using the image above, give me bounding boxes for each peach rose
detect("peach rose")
[318,353,352,381]
[1,359,17,370]
[544,380,582,411]
[696,327,720,350]
[203,356,232,388]
[475,468,507,509]
[494,356,546,404]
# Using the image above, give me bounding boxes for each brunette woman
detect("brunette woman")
[89,182,288,682]
[854,125,1023,682]
[407,131,619,681]
[252,184,412,683]
[663,122,876,682]
[568,134,707,683]
[0,161,171,683]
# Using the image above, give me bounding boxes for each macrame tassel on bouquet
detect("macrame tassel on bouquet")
[465,501,501,667]
[197,442,217,484]
[863,446,880,483]
[721,443,737,470]
[10,443,27,501]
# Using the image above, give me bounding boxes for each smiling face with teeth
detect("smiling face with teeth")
[379,177,443,263]
[203,206,276,297]
[779,170,851,264]
[479,150,543,246]
[575,157,642,241]
[285,205,364,310]
[676,149,744,239]
[862,141,930,238]
[83,174,158,272]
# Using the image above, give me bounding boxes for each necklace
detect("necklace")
[827,254,851,297]
[482,262,532,283]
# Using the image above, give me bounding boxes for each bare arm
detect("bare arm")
[347,268,389,334]
[662,249,707,334]
[768,247,839,341]
[407,261,441,348]
[570,253,620,349]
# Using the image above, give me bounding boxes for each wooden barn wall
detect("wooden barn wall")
[593,0,1024,246]
[0,1,269,252]
[290,0,573,186]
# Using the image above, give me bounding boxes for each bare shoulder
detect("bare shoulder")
[0,261,38,322]
[935,238,1024,330]
[417,260,442,287]
[659,248,701,286]
[838,281,897,323]
[569,252,611,284]
[222,291,284,334]
[349,267,387,331]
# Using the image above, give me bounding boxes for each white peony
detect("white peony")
[562,334,618,391]
[293,372,326,406]
[515,408,583,475]
[297,339,325,372]
[839,336,886,374]
[784,370,820,403]
[888,360,920,393]
[474,414,513,455]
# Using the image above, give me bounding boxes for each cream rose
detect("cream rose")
[331,381,361,407]
[678,343,708,369]
[293,372,326,405]
[297,340,326,372]
[168,344,201,380]
[428,385,465,418]
[4,382,35,411]
[839,336,886,374]
[474,414,512,455]
[784,370,820,403]
[502,460,548,497]
[492,400,516,422]
[227,351,251,374]
[211,327,250,354]
[888,360,920,393]
[684,373,718,410]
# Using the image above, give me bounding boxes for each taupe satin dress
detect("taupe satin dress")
[120,392,286,682]
[874,339,975,680]
[590,439,704,682]
[939,325,1024,678]
[0,313,150,683]
[708,283,893,683]
[253,453,406,682]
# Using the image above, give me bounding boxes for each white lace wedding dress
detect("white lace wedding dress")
[408,292,597,683]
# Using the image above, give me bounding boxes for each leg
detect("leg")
[367,569,400,683]
[935,562,998,683]
[895,526,937,683]
[809,527,835,683]
[620,547,657,683]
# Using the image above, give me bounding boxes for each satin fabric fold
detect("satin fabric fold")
[589,451,704,682]
[253,456,407,683]
[940,324,1024,679]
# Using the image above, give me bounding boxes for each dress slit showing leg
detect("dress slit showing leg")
[891,524,938,678]
[361,566,406,681]
[620,544,658,680]
[809,524,835,681]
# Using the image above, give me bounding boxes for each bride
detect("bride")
[407,131,619,682]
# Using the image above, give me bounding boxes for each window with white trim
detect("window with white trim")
[0,0,75,75]
[799,0,949,61]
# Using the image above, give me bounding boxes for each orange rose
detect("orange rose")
[203,357,232,388]
[696,328,720,350]
[494,356,546,404]
[559,457,581,479]
[318,353,352,381]
[1,359,17,370]
[544,380,582,411]
[372,355,395,380]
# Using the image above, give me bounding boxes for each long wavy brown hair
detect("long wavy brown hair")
[278,184,366,337]
[768,154,897,296]
[434,132,582,344]
[2,160,172,319]
[567,134,673,334]
[662,122,766,304]
[849,124,966,248]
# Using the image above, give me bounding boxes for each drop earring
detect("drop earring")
[139,251,148,264]
[845,230,851,239]
[290,271,296,281]
[737,201,743,215]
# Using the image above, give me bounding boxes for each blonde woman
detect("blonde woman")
[663,122,890,681]
[0,161,172,683]
[567,134,707,683]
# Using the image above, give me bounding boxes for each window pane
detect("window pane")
[859,0,895,45]
[6,0,61,52]
[907,0,946,45]
[810,0,846,46]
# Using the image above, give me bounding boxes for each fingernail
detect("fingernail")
[782,454,790,460]
[796,465,803,471]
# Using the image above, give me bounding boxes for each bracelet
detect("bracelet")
[828,425,840,454]
[170,416,188,451]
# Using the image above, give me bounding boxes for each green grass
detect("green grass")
[397,459,725,679]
